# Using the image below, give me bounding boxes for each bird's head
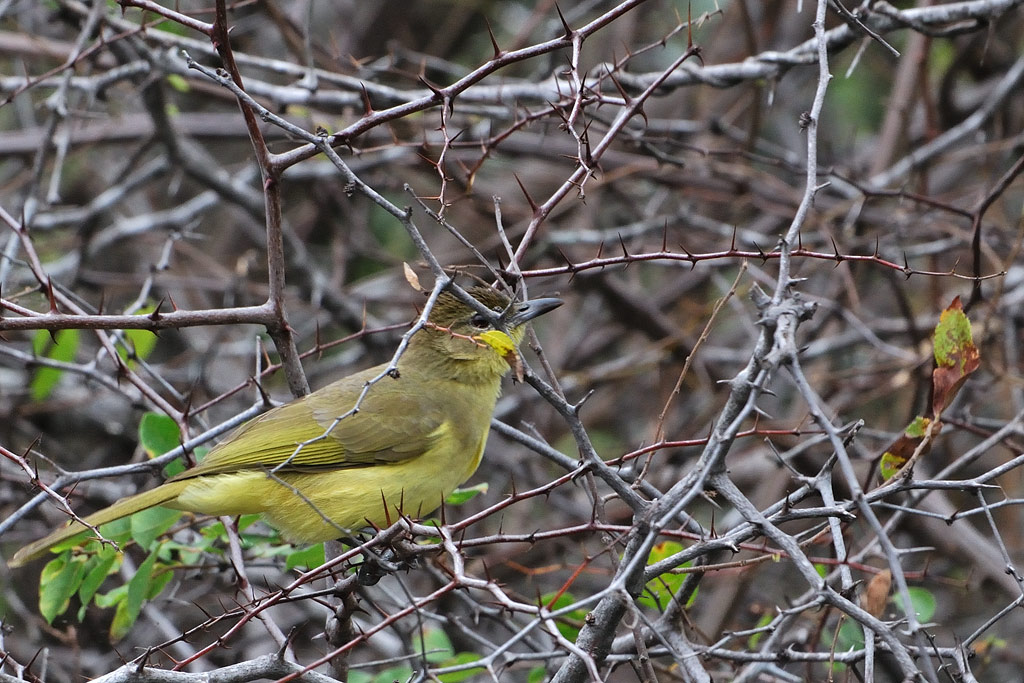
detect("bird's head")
[413,286,562,381]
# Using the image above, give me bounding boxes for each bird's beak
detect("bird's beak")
[504,297,563,328]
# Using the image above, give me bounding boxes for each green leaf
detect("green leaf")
[147,565,174,600]
[110,549,158,641]
[138,412,181,458]
[200,514,263,544]
[130,506,183,548]
[894,587,936,622]
[826,618,863,673]
[527,666,548,683]
[541,591,587,640]
[747,612,774,649]
[93,583,127,609]
[48,529,92,555]
[237,514,261,532]
[835,617,864,652]
[97,516,134,545]
[285,543,325,571]
[30,329,80,400]
[372,666,413,683]
[164,446,207,478]
[76,547,119,620]
[422,628,454,663]
[437,652,485,682]
[904,416,930,438]
[200,520,228,539]
[445,482,488,505]
[153,19,189,36]
[39,554,87,623]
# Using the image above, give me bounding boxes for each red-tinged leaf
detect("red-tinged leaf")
[931,297,980,416]
[879,417,933,480]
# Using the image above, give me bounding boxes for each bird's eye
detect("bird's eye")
[470,313,490,329]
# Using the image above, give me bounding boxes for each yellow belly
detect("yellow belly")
[171,426,487,542]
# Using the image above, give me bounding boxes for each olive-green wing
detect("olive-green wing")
[307,379,451,462]
[173,367,447,480]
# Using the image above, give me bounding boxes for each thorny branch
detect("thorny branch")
[2,1,1024,682]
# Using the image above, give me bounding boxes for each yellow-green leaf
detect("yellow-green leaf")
[30,329,79,400]
[933,297,974,369]
[880,452,905,480]
[119,328,158,366]
[638,541,694,611]
[166,74,190,92]
[747,612,774,649]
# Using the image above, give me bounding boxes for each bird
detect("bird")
[10,286,562,567]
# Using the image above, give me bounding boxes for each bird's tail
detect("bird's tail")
[9,480,189,567]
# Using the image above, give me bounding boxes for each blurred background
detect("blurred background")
[2,1,1024,681]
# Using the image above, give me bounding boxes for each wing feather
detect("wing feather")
[172,365,447,480]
